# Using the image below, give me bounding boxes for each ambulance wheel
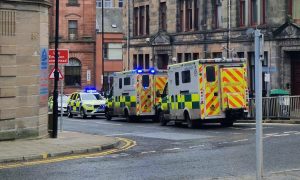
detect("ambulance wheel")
[80,109,87,119]
[125,110,134,123]
[67,109,73,118]
[185,112,196,129]
[159,111,167,126]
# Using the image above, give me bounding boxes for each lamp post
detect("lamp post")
[52,0,59,138]
[101,0,105,92]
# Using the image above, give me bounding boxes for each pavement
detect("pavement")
[0,131,120,163]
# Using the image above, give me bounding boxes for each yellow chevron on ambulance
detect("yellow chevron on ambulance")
[158,58,249,128]
[105,68,167,122]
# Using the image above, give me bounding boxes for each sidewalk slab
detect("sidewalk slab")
[0,131,120,163]
[237,119,300,124]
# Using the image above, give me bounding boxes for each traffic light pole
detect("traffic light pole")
[52,0,59,138]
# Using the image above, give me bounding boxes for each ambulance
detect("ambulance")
[158,58,249,128]
[105,68,167,122]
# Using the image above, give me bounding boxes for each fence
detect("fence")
[247,96,300,120]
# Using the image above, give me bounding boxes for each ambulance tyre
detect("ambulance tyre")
[159,111,168,126]
[185,112,196,129]
[80,109,87,119]
[105,109,112,121]
[125,109,134,123]
[220,121,234,127]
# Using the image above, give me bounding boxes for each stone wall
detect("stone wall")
[0,0,51,140]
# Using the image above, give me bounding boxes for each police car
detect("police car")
[48,94,69,115]
[67,90,106,119]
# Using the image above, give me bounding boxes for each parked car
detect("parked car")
[48,94,69,115]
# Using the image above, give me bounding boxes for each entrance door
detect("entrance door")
[291,52,300,95]
[204,65,221,117]
[157,54,169,69]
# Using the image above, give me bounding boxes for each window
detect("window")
[96,0,102,7]
[177,53,182,63]
[119,78,122,89]
[104,43,123,60]
[142,75,149,88]
[175,72,179,86]
[184,53,192,62]
[182,70,191,83]
[138,54,144,68]
[179,0,184,32]
[178,0,199,32]
[213,0,222,29]
[193,53,199,60]
[68,20,78,40]
[68,0,78,5]
[145,54,150,69]
[212,52,222,58]
[139,6,145,35]
[119,0,123,7]
[133,54,138,69]
[186,0,193,31]
[65,58,81,86]
[160,2,167,31]
[240,0,246,26]
[206,66,215,82]
[289,0,300,20]
[251,0,258,25]
[146,5,150,35]
[104,0,112,8]
[124,77,131,85]
[133,7,138,36]
[194,0,199,30]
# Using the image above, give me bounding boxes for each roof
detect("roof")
[168,58,247,68]
[96,8,123,33]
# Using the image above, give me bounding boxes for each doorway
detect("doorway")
[291,52,300,95]
[157,54,169,69]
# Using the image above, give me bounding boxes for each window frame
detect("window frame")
[68,20,78,40]
[181,70,191,84]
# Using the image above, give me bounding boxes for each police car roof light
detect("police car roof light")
[84,86,97,93]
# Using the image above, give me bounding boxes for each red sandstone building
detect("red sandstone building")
[49,0,123,94]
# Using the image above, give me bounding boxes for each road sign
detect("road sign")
[48,49,69,64]
[49,67,64,79]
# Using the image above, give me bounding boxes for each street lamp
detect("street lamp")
[101,0,105,92]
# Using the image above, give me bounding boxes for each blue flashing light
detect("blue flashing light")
[149,67,156,74]
[84,86,97,93]
[136,67,143,74]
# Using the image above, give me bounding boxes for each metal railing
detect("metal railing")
[247,96,300,120]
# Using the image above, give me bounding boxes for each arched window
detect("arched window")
[65,58,81,86]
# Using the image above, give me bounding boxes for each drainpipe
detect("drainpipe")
[127,0,130,70]
[204,0,208,58]
[227,0,231,58]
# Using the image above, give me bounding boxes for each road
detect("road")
[1,116,300,180]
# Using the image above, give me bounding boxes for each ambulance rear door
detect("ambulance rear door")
[137,74,155,115]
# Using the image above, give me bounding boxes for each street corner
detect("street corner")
[0,133,136,170]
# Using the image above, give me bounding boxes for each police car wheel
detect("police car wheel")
[80,109,87,119]
[220,121,234,127]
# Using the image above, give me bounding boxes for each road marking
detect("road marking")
[94,122,122,126]
[189,145,205,149]
[294,132,300,135]
[284,131,299,134]
[141,151,156,154]
[105,133,136,137]
[163,148,181,151]
[0,137,136,170]
[233,139,248,143]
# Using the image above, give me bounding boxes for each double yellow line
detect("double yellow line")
[0,137,136,170]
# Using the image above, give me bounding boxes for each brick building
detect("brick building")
[123,0,300,96]
[95,7,124,92]
[0,0,51,140]
[49,0,96,94]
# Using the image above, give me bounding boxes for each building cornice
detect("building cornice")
[1,0,51,8]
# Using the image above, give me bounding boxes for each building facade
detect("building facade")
[95,7,124,92]
[49,0,96,94]
[123,0,300,96]
[0,0,51,140]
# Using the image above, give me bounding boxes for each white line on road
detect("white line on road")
[94,122,122,126]
[284,131,299,134]
[141,151,156,154]
[189,145,205,149]
[163,148,181,151]
[105,133,136,137]
[233,139,249,143]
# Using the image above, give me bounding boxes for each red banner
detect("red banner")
[48,49,69,64]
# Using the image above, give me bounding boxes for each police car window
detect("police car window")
[93,93,104,100]
[124,77,130,85]
[181,70,191,83]
[119,78,122,89]
[175,72,179,86]
[142,75,149,87]
[206,66,215,82]
[81,93,97,101]
[77,94,80,100]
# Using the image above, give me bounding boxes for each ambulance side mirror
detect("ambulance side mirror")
[156,90,162,97]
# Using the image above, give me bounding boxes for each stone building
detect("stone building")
[0,0,51,140]
[123,0,300,96]
[49,0,96,94]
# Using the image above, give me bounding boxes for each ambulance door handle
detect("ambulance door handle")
[214,92,218,96]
